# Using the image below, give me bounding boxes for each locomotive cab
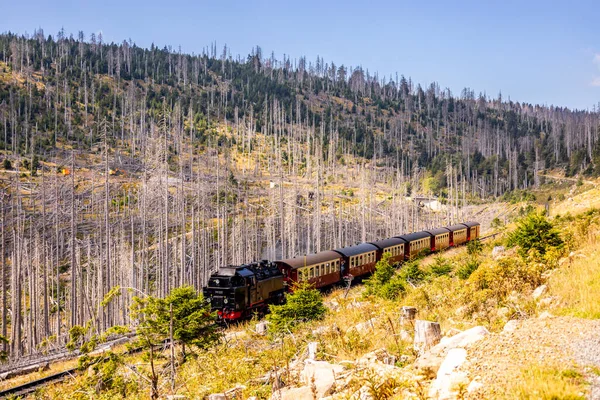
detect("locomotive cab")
[203,260,285,321]
[204,266,252,319]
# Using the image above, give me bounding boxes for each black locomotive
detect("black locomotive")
[204,221,480,321]
[203,260,285,320]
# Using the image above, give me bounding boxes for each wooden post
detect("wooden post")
[413,320,441,353]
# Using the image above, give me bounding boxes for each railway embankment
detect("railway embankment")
[4,185,600,399]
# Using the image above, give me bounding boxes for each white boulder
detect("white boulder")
[532,284,548,300]
[301,360,344,398]
[503,320,519,333]
[492,246,506,259]
[429,348,468,399]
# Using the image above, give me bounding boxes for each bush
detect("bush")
[457,259,480,280]
[507,212,563,257]
[2,159,11,170]
[267,282,326,334]
[490,217,503,229]
[467,239,483,256]
[400,260,427,283]
[430,256,453,277]
[364,253,406,300]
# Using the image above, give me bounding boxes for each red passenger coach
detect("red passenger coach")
[425,228,451,252]
[333,243,379,278]
[446,224,468,246]
[368,237,407,266]
[397,231,432,259]
[462,221,480,241]
[275,250,342,290]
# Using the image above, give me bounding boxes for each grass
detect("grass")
[549,234,600,319]
[511,364,587,400]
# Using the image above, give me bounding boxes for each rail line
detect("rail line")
[0,368,76,399]
[0,339,172,399]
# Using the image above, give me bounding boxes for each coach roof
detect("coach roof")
[333,243,379,257]
[426,227,451,236]
[368,237,407,250]
[446,224,468,232]
[396,231,432,242]
[275,250,341,270]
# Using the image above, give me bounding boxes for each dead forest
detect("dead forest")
[0,29,599,362]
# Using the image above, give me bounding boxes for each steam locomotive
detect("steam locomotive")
[203,221,480,321]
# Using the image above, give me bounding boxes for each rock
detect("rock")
[503,320,519,333]
[359,348,390,364]
[454,306,467,317]
[383,355,396,365]
[532,284,548,300]
[312,326,330,336]
[207,394,227,400]
[438,326,489,349]
[301,360,344,398]
[429,348,468,399]
[415,326,489,373]
[467,378,484,394]
[307,342,318,361]
[350,318,378,334]
[255,321,270,335]
[224,330,248,341]
[444,328,462,338]
[492,246,505,259]
[271,386,313,400]
[324,300,340,311]
[225,385,246,399]
[346,300,366,309]
[539,297,553,307]
[399,329,412,342]
[538,311,553,319]
[497,307,510,318]
[414,320,442,353]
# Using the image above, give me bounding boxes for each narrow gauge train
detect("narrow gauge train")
[203,221,480,321]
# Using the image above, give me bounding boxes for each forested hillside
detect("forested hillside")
[0,29,599,362]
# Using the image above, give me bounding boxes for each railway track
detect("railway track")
[0,368,77,399]
[0,339,172,399]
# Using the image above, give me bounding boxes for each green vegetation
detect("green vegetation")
[267,282,327,334]
[456,258,480,280]
[508,212,563,257]
[71,286,218,400]
[364,253,406,300]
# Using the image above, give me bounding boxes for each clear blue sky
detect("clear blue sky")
[2,0,600,110]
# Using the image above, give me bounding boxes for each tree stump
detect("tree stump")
[400,306,418,326]
[307,341,318,360]
[413,320,441,353]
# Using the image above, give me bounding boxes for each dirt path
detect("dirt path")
[460,316,600,399]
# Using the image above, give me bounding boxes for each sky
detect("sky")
[2,0,600,110]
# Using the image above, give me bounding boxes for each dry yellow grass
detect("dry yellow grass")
[510,364,586,400]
